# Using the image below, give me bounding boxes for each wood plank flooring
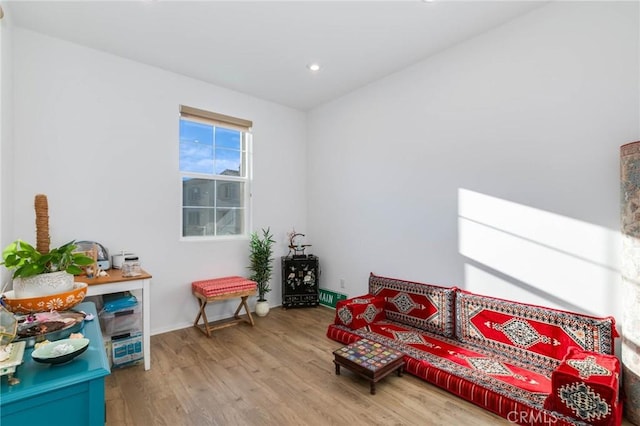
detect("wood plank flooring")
[105,306,631,425]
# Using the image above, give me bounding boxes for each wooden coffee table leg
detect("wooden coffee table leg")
[334,361,341,375]
[370,381,376,395]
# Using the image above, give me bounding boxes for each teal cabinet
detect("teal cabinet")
[0,302,110,426]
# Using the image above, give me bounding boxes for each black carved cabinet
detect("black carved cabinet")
[281,255,319,308]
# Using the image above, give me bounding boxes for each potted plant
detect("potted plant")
[248,227,275,317]
[1,239,94,298]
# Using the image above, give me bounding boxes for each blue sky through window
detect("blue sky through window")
[180,119,242,175]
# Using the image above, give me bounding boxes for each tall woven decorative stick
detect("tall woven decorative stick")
[34,194,50,254]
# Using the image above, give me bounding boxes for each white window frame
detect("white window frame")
[179,105,252,241]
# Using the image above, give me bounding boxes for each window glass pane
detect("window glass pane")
[180,119,214,174]
[214,148,242,176]
[215,127,241,150]
[216,208,243,235]
[182,207,215,237]
[216,181,243,207]
[182,178,215,207]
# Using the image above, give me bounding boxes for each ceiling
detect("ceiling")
[4,1,546,111]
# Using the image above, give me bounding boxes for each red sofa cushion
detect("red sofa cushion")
[455,290,618,372]
[327,321,587,426]
[364,321,552,394]
[334,295,385,330]
[544,347,621,426]
[368,273,456,337]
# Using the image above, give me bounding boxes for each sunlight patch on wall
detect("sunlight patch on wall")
[458,188,621,317]
[465,264,569,312]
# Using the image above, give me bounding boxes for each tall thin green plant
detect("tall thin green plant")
[248,228,275,301]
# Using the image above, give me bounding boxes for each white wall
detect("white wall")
[11,28,307,334]
[307,0,639,330]
[0,12,14,288]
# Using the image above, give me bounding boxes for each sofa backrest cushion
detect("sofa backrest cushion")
[368,273,456,337]
[455,289,618,371]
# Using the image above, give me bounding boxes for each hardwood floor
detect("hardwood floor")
[105,306,629,425]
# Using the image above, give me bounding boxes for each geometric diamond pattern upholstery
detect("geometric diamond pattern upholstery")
[334,294,385,330]
[456,290,617,371]
[466,357,513,376]
[557,382,611,422]
[369,273,456,337]
[390,330,428,345]
[390,292,418,314]
[500,318,543,348]
[567,356,612,380]
[337,306,353,326]
[361,303,381,323]
[544,347,621,426]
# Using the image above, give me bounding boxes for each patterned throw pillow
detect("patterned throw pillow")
[368,273,456,337]
[544,347,621,426]
[334,295,386,330]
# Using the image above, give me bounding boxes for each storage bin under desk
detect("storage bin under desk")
[77,269,152,370]
[100,304,142,336]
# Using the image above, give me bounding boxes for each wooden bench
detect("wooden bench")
[192,276,257,337]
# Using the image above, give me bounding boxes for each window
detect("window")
[179,105,252,238]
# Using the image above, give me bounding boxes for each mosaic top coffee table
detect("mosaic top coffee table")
[333,338,405,395]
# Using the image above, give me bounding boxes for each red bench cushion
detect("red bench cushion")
[192,276,257,297]
[327,321,588,426]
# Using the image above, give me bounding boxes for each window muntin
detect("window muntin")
[179,106,251,239]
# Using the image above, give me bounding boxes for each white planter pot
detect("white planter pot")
[255,300,270,317]
[13,271,75,298]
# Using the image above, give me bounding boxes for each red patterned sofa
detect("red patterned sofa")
[326,273,621,426]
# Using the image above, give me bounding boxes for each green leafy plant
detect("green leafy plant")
[1,239,95,279]
[248,228,275,301]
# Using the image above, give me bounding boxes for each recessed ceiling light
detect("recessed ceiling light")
[307,63,321,72]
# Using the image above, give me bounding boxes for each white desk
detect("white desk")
[77,269,152,370]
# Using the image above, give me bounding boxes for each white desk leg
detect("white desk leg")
[143,279,151,370]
